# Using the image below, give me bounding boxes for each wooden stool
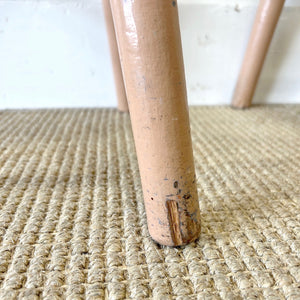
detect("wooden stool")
[103,0,201,246]
[232,0,285,108]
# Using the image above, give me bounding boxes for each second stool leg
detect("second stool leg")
[102,0,128,112]
[110,0,201,246]
[232,0,285,108]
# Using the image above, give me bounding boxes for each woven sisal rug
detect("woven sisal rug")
[0,105,299,299]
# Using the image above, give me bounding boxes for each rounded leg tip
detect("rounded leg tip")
[230,104,251,110]
[117,105,129,112]
[231,93,253,109]
[231,99,252,109]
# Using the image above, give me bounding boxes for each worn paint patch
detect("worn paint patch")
[166,200,182,245]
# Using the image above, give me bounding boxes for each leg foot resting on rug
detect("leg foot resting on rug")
[110,0,201,246]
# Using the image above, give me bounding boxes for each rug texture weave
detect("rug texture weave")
[0,105,299,299]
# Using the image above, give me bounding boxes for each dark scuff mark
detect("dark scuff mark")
[183,193,191,200]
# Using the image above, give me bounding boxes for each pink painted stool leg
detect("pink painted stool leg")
[232,0,285,108]
[110,0,201,246]
[102,0,128,112]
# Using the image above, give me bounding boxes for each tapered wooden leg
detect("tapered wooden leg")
[232,0,285,109]
[102,0,128,112]
[110,0,201,246]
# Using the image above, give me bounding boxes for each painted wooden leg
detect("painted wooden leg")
[110,0,201,246]
[102,0,128,112]
[232,0,285,109]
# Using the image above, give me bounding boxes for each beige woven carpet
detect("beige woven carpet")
[0,105,299,299]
